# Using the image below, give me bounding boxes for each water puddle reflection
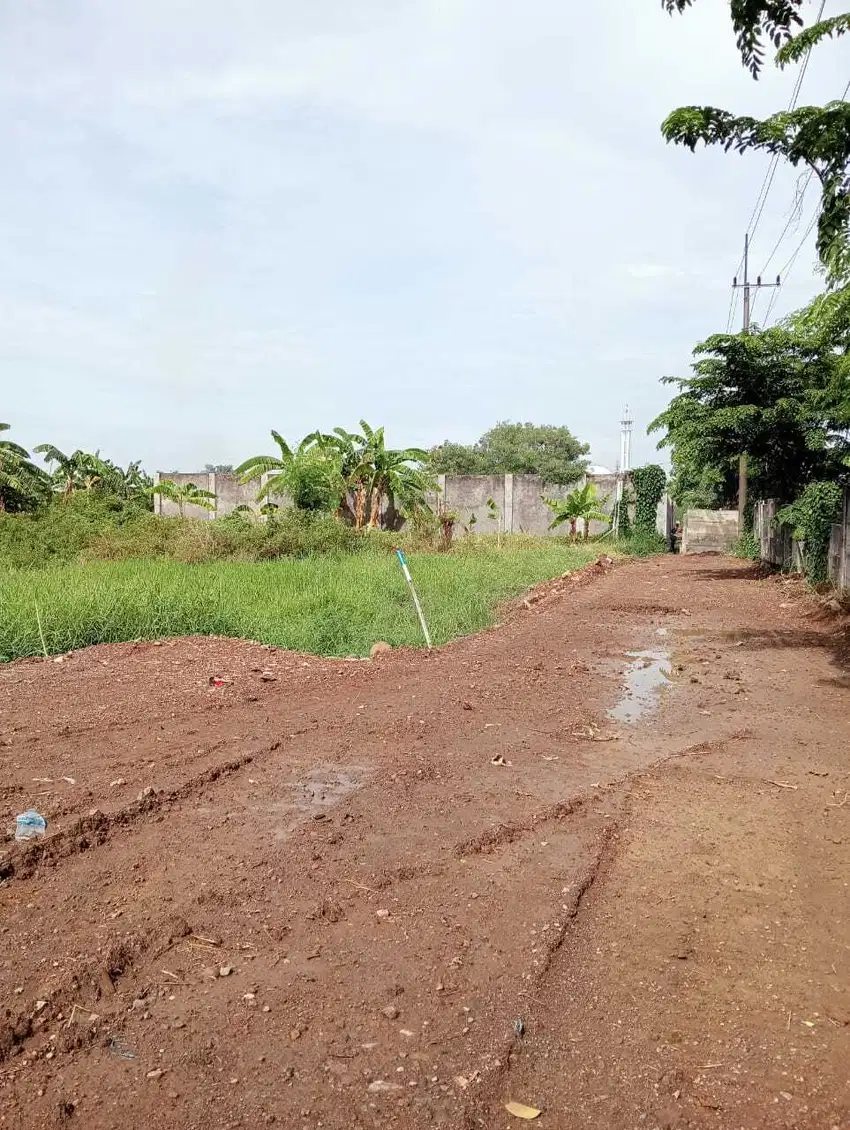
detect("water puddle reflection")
[608,650,671,724]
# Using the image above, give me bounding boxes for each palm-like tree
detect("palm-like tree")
[155,479,216,518]
[0,424,50,512]
[544,483,610,540]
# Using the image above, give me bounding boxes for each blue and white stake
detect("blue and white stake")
[395,548,432,650]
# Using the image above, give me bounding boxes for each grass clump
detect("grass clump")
[0,542,603,661]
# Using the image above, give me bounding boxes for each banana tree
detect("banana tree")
[34,445,119,495]
[315,425,369,525]
[236,430,344,512]
[544,483,610,540]
[155,479,216,518]
[351,423,430,528]
[0,424,50,512]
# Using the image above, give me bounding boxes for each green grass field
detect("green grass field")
[0,542,605,661]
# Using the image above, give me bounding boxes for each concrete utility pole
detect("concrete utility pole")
[731,234,780,531]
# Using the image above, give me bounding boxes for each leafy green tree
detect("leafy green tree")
[667,457,733,511]
[431,421,589,486]
[34,446,116,495]
[544,483,610,540]
[428,441,487,476]
[661,2,850,282]
[661,2,805,78]
[649,323,850,506]
[115,460,154,503]
[155,479,217,518]
[0,424,50,512]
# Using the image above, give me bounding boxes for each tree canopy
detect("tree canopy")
[650,304,850,507]
[662,1,805,77]
[430,421,589,486]
[661,1,850,283]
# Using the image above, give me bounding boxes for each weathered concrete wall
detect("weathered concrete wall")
[433,473,619,537]
[681,508,739,554]
[837,489,850,590]
[155,471,669,539]
[438,474,507,534]
[754,499,794,570]
[215,472,254,515]
[153,472,217,520]
[155,472,284,517]
[756,490,850,589]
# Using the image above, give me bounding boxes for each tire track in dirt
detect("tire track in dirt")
[3,556,841,1129]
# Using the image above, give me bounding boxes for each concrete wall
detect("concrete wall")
[155,470,669,539]
[681,508,739,554]
[154,472,285,517]
[754,499,794,570]
[432,473,617,537]
[153,472,217,521]
[756,490,850,589]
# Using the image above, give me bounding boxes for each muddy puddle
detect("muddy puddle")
[608,650,671,724]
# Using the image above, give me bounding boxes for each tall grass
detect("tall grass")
[0,543,602,661]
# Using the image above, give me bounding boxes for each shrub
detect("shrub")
[0,494,153,569]
[0,497,366,570]
[619,530,667,557]
[732,531,760,560]
[259,511,363,558]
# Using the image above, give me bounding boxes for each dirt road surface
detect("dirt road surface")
[1,555,849,1130]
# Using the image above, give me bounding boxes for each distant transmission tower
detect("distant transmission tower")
[613,405,633,538]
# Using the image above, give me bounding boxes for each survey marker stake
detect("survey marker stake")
[394,548,432,650]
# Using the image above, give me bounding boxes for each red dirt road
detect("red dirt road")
[1,555,849,1130]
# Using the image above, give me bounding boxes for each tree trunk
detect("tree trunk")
[368,490,382,528]
[354,483,367,530]
[569,518,577,540]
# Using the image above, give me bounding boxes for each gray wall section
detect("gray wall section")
[441,474,507,534]
[155,471,670,538]
[154,472,217,520]
[681,509,739,554]
[215,472,253,514]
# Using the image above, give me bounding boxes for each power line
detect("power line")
[744,0,826,244]
[759,170,814,274]
[725,273,741,332]
[723,0,828,326]
[759,75,850,325]
[762,209,820,323]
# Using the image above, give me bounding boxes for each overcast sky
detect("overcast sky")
[1,0,847,472]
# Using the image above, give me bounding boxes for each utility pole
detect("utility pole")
[731,234,780,531]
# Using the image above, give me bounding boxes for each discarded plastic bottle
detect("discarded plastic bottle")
[15,810,47,841]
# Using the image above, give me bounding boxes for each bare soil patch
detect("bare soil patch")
[1,556,848,1129]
